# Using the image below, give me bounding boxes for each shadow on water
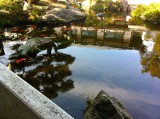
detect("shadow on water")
[1,25,76,99]
[0,36,5,56]
[9,51,75,98]
[0,23,149,99]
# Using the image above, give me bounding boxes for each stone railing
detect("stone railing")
[0,63,73,119]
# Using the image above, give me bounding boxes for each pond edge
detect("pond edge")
[0,63,73,119]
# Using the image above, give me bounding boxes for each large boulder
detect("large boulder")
[41,8,86,24]
[17,37,54,57]
[84,90,133,119]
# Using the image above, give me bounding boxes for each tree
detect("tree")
[92,0,123,13]
[0,0,29,27]
[131,3,160,24]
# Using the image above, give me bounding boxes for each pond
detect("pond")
[0,24,160,119]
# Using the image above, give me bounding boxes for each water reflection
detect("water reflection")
[2,25,76,99]
[69,25,160,80]
[70,26,142,49]
[1,23,160,119]
[140,31,160,79]
[0,37,5,56]
[8,51,75,98]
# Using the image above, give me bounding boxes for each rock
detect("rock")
[17,37,55,57]
[41,8,86,24]
[96,13,104,17]
[84,90,133,119]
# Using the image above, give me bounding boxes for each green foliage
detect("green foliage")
[29,8,42,21]
[0,0,46,26]
[92,0,123,13]
[71,2,79,9]
[143,9,160,24]
[0,0,15,4]
[131,5,147,18]
[92,0,105,13]
[129,18,143,25]
[131,3,160,24]
[149,3,160,9]
[85,14,98,27]
[0,1,29,27]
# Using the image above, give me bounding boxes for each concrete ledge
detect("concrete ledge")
[0,63,73,119]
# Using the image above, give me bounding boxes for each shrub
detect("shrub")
[85,14,98,27]
[131,3,160,24]
[149,3,160,9]
[143,9,160,24]
[131,4,148,18]
[92,0,123,13]
[92,0,105,13]
[29,8,42,21]
[0,2,29,27]
[129,17,143,25]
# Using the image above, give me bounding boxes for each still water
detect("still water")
[54,44,160,119]
[1,26,160,119]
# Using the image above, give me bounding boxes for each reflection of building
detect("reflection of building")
[54,26,143,49]
[71,27,142,49]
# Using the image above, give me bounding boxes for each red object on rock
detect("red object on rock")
[12,27,20,32]
[12,27,25,33]
[16,58,26,64]
[65,27,71,31]
[40,34,48,37]
[19,29,25,33]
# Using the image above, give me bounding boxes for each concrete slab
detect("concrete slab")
[0,63,73,119]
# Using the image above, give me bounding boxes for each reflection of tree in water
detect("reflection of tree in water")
[5,27,75,98]
[9,52,75,99]
[141,52,160,78]
[140,32,160,79]
[129,32,142,50]
[0,37,5,56]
